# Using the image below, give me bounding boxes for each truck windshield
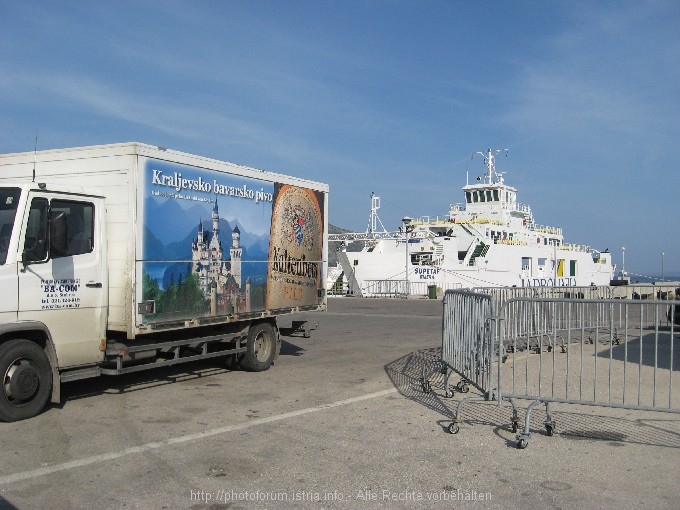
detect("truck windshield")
[0,188,21,265]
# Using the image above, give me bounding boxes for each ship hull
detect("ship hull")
[339,238,613,297]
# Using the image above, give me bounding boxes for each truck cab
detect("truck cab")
[0,183,107,421]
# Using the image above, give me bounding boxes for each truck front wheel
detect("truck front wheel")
[241,323,277,372]
[0,339,53,422]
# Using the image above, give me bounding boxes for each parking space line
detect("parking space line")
[0,388,398,486]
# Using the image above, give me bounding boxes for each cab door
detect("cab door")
[17,192,107,368]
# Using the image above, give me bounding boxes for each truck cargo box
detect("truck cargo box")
[0,143,328,338]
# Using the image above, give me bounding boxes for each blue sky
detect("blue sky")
[1,1,678,277]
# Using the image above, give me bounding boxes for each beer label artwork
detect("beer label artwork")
[139,159,324,323]
[267,184,324,309]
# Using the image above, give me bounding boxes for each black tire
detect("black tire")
[240,323,277,372]
[0,339,52,422]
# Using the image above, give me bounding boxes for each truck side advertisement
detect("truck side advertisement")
[139,158,325,323]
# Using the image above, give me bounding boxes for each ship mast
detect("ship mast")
[474,148,508,184]
[367,192,388,234]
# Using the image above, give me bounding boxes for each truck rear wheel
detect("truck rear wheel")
[0,339,52,422]
[241,323,277,372]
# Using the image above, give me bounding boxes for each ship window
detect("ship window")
[493,190,499,201]
[538,258,546,268]
[466,191,472,204]
[570,260,577,276]
[557,259,565,277]
[521,257,531,272]
[411,252,433,265]
[486,190,492,202]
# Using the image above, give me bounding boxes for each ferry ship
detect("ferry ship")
[331,149,615,296]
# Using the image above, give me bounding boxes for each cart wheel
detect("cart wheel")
[516,436,529,449]
[448,423,460,434]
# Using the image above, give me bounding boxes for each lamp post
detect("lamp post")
[402,217,412,297]
[621,246,626,279]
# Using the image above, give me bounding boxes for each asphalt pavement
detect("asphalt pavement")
[1,297,678,509]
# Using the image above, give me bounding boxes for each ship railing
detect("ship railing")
[412,215,451,225]
[534,225,563,235]
[514,202,532,214]
[557,243,593,253]
[493,238,528,246]
[452,217,504,226]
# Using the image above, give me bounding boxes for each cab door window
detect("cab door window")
[23,197,94,263]
[50,200,94,257]
[24,198,49,263]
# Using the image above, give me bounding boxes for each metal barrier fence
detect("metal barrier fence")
[471,282,679,303]
[363,280,410,298]
[422,288,680,449]
[422,290,495,396]
[362,280,462,298]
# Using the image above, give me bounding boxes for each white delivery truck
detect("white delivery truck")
[0,143,328,421]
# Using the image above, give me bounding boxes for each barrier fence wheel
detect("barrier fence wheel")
[511,421,519,433]
[448,423,460,434]
[444,389,454,398]
[516,436,529,449]
[545,424,555,436]
[421,380,431,394]
[456,381,469,393]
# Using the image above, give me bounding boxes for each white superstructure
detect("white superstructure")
[332,149,615,296]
